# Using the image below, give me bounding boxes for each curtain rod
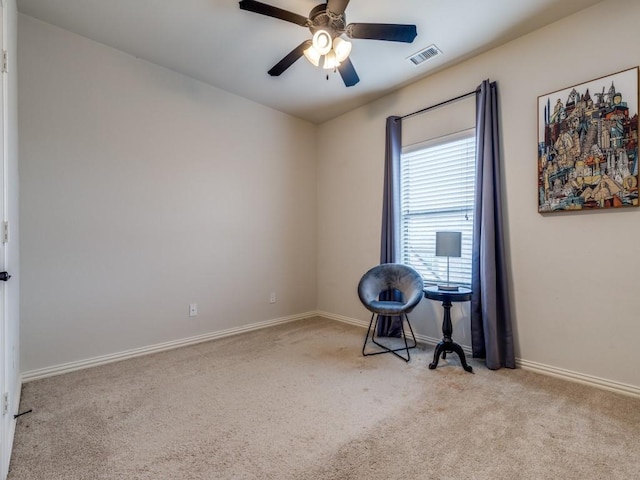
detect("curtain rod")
[400,89,478,121]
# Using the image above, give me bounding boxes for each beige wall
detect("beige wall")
[18,0,640,391]
[318,0,640,389]
[18,15,317,372]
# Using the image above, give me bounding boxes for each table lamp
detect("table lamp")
[435,231,462,291]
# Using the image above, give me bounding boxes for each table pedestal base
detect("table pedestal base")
[429,340,473,373]
[423,289,474,374]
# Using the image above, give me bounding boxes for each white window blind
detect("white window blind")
[400,129,476,287]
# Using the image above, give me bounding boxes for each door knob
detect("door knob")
[0,272,10,281]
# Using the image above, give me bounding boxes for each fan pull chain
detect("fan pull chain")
[326,65,338,81]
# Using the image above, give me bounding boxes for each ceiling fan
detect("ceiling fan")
[238,0,418,87]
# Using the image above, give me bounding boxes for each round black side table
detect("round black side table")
[424,286,473,373]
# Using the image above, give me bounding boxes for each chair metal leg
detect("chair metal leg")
[362,313,417,362]
[361,312,377,357]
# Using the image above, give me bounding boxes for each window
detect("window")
[400,129,476,287]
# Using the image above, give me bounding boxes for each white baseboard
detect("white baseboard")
[317,311,640,399]
[21,312,315,383]
[21,310,640,399]
[316,310,472,354]
[517,358,640,398]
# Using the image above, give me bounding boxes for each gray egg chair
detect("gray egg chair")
[357,263,423,362]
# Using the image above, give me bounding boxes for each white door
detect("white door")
[0,0,18,475]
[0,0,6,473]
[0,0,6,472]
[0,1,17,477]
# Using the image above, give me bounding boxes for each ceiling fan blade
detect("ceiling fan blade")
[338,58,360,87]
[326,0,350,16]
[268,41,311,76]
[239,0,308,26]
[347,23,417,43]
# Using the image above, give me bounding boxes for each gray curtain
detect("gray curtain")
[377,115,403,337]
[471,80,515,369]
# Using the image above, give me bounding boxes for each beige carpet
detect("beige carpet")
[8,317,640,479]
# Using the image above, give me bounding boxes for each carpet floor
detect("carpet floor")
[8,317,640,479]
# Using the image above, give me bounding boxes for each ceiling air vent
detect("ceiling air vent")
[407,44,442,66]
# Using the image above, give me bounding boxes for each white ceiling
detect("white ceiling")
[16,0,603,123]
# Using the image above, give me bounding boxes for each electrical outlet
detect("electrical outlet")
[189,304,198,317]
[269,292,276,304]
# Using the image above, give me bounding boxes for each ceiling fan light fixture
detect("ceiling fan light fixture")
[322,50,340,70]
[312,29,332,55]
[333,37,352,63]
[303,44,321,67]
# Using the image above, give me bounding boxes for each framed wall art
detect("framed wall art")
[537,67,639,213]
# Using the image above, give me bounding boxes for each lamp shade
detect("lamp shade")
[303,44,321,67]
[312,30,332,55]
[333,36,352,62]
[322,50,339,70]
[435,232,462,258]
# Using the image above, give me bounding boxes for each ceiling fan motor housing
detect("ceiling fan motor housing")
[308,3,345,37]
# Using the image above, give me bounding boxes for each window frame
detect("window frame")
[399,128,476,288]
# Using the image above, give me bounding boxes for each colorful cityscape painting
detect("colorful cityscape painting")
[538,67,639,212]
